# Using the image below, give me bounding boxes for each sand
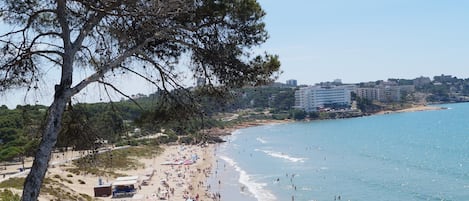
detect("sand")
[375,104,445,115]
[1,144,216,201]
[1,109,441,200]
[0,120,291,201]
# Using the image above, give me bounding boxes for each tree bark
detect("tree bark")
[21,1,74,199]
[21,95,68,201]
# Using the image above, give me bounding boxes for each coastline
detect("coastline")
[204,103,469,201]
[0,105,448,200]
[0,120,290,201]
[203,104,449,201]
[374,104,446,115]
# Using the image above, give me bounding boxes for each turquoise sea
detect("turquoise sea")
[208,103,469,201]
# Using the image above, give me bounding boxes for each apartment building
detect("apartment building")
[294,85,352,112]
[355,87,380,101]
[286,79,298,87]
[356,84,415,102]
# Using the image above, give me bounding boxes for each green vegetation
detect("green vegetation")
[291,109,307,120]
[3,75,468,166]
[0,105,44,163]
[52,175,73,184]
[354,95,383,114]
[68,145,163,177]
[41,178,93,201]
[0,177,92,200]
[0,189,20,201]
[0,85,296,165]
[1,0,281,198]
[0,178,25,189]
[0,173,96,200]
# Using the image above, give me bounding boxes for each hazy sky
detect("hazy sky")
[257,0,469,84]
[2,0,469,108]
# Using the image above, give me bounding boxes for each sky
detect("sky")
[2,0,469,108]
[257,0,469,84]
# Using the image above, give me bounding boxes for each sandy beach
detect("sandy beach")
[0,108,442,200]
[0,119,291,201]
[374,104,446,115]
[89,144,215,201]
[1,144,217,201]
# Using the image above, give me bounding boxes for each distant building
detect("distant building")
[381,85,402,102]
[269,82,290,88]
[356,84,414,102]
[294,85,352,112]
[130,93,146,99]
[355,87,381,101]
[286,79,297,87]
[413,76,431,87]
[333,79,342,85]
[399,85,415,94]
[433,74,454,83]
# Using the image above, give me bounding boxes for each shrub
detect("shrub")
[0,189,20,201]
[0,177,25,189]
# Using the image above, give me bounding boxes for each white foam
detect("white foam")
[301,187,313,191]
[219,155,277,201]
[256,149,306,163]
[256,137,268,144]
[229,130,242,141]
[232,129,243,135]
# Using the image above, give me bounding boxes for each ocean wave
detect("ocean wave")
[256,149,306,163]
[301,187,313,191]
[232,129,243,135]
[256,137,268,144]
[228,130,242,142]
[219,155,277,201]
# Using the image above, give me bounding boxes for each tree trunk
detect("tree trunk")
[21,95,68,201]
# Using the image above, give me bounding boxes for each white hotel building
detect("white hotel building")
[294,85,353,112]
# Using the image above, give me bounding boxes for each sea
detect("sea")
[207,103,469,201]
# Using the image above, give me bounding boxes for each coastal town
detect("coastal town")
[271,74,464,117]
[1,0,469,200]
[291,74,467,113]
[0,74,463,200]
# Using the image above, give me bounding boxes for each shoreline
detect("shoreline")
[374,104,447,115]
[0,120,288,201]
[202,104,450,201]
[0,104,449,200]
